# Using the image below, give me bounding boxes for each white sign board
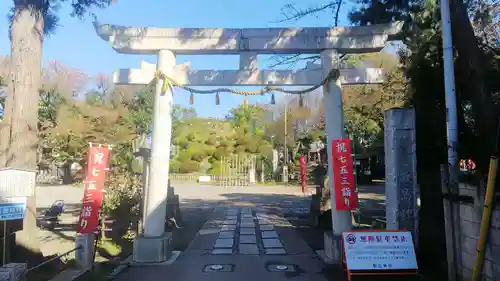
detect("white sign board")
[342,231,418,271]
[198,176,211,182]
[0,168,36,198]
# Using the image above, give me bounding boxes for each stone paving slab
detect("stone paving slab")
[221,225,237,231]
[218,231,235,239]
[262,238,283,248]
[239,235,257,244]
[187,206,313,256]
[265,248,287,255]
[240,222,255,227]
[260,225,274,231]
[261,231,278,238]
[214,238,234,248]
[212,249,233,255]
[240,228,256,235]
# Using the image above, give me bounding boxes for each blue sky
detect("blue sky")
[0,0,359,118]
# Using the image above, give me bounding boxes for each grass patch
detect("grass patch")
[95,240,122,262]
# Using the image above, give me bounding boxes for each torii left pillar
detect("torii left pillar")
[133,50,174,263]
[321,49,353,264]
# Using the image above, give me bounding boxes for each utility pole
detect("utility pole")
[440,2,460,280]
[440,0,459,186]
[283,97,289,183]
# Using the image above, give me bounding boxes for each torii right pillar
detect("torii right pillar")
[321,49,353,264]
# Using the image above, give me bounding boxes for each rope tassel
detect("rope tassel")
[270,93,276,105]
[215,92,220,105]
[243,95,248,106]
[299,94,304,107]
[189,92,194,105]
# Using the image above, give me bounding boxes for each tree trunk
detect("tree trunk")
[0,0,45,260]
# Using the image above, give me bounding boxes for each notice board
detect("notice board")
[342,231,418,271]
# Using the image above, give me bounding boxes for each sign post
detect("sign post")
[331,138,358,210]
[299,156,307,193]
[0,197,27,265]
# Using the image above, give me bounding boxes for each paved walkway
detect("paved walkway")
[116,206,330,281]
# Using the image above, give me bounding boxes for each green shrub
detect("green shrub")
[179,160,199,173]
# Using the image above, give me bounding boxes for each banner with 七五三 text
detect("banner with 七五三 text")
[77,145,111,234]
[331,138,358,210]
[299,156,307,193]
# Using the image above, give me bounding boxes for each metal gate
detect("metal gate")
[217,155,256,187]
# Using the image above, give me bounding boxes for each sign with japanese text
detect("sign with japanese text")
[332,138,358,210]
[299,156,307,193]
[342,231,418,271]
[0,197,26,221]
[77,145,111,234]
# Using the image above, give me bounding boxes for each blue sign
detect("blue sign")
[0,199,26,221]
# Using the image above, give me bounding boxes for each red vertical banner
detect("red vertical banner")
[77,145,111,234]
[332,138,358,210]
[299,156,307,193]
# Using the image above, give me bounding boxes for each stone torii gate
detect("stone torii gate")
[93,22,401,264]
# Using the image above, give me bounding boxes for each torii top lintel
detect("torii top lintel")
[93,22,402,55]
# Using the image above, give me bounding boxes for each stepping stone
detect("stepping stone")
[223,219,237,225]
[214,238,234,248]
[239,235,257,244]
[226,215,237,220]
[240,222,255,227]
[241,219,254,224]
[261,231,279,238]
[240,228,256,235]
[260,225,274,231]
[219,231,235,239]
[221,225,236,231]
[265,248,287,255]
[239,244,259,255]
[212,249,233,255]
[262,238,283,248]
[241,214,253,218]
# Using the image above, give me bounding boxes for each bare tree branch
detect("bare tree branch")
[267,0,345,68]
[275,1,342,24]
[267,54,321,68]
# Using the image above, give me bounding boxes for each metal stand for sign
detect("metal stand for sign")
[349,135,361,226]
[340,229,419,281]
[2,222,6,266]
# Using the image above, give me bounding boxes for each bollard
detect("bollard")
[75,234,95,270]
